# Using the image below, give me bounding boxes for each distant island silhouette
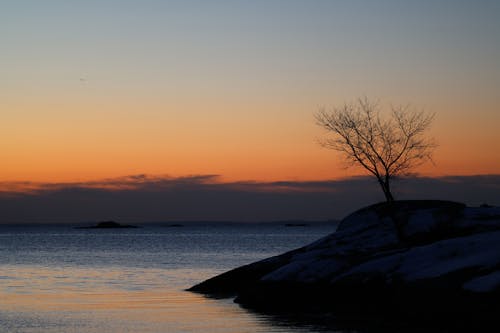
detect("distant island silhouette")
[76,221,139,229]
[284,223,309,227]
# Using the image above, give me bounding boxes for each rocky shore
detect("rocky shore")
[189,200,500,322]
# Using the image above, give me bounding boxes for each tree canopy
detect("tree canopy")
[316,98,437,201]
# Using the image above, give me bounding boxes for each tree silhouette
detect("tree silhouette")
[316,98,437,202]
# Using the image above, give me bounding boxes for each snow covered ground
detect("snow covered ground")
[262,202,500,293]
[191,201,500,314]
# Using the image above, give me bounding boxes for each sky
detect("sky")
[1,1,499,221]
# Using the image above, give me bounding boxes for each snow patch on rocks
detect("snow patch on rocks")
[191,201,500,305]
[463,271,500,292]
[396,231,500,281]
[262,202,500,293]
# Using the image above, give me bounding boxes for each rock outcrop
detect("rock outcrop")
[189,200,500,318]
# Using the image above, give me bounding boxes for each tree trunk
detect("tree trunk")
[384,185,394,202]
[377,177,394,202]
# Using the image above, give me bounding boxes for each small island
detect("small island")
[284,223,309,227]
[163,224,184,228]
[76,221,139,229]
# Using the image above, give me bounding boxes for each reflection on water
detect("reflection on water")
[0,265,307,333]
[0,224,341,333]
[1,224,469,333]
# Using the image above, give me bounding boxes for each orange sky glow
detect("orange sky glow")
[2,2,499,186]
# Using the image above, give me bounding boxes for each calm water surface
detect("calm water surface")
[0,223,340,333]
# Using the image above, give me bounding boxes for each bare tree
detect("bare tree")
[315,97,437,202]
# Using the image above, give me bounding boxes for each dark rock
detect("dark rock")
[187,247,306,296]
[189,200,500,318]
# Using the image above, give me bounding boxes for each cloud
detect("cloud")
[0,174,499,223]
[0,174,220,194]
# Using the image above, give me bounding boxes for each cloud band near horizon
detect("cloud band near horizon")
[1,174,499,223]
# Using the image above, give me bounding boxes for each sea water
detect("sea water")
[0,223,339,333]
